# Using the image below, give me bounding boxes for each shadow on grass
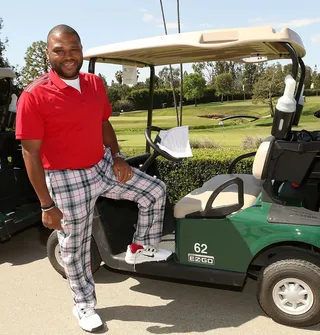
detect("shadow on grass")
[255,122,273,127]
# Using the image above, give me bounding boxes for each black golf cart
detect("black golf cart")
[47,26,320,327]
[0,68,40,242]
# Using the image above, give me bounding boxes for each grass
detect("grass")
[110,96,320,149]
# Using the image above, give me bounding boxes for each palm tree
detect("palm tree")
[115,70,123,85]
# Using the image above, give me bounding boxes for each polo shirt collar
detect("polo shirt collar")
[49,69,88,90]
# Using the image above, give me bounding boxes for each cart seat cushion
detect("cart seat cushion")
[174,174,262,218]
[252,136,273,180]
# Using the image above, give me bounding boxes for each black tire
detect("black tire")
[257,259,320,327]
[46,231,101,278]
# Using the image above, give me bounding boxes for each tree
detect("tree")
[106,85,121,106]
[21,41,49,87]
[243,63,265,91]
[284,63,312,90]
[133,82,146,89]
[315,74,320,96]
[98,73,108,89]
[283,64,292,76]
[311,65,320,96]
[304,66,312,89]
[227,61,238,81]
[145,75,161,89]
[252,63,285,116]
[0,19,23,95]
[108,82,131,100]
[183,73,206,106]
[312,65,317,88]
[228,63,246,97]
[215,73,233,102]
[0,18,9,67]
[158,66,180,88]
[115,70,123,85]
[11,65,24,96]
[215,61,229,76]
[192,62,215,85]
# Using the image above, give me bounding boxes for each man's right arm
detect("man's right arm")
[21,139,53,206]
[21,140,63,230]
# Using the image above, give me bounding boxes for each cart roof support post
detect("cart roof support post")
[146,66,155,153]
[0,78,13,131]
[88,58,97,74]
[270,42,299,135]
[292,57,306,126]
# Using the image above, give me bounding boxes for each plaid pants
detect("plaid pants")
[45,148,166,309]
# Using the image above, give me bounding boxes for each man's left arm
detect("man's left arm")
[102,120,133,183]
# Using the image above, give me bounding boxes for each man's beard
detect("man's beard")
[51,59,83,79]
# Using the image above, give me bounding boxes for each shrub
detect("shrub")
[189,137,221,149]
[122,148,253,204]
[157,149,253,203]
[128,88,178,110]
[242,136,264,150]
[304,89,319,97]
[112,99,134,113]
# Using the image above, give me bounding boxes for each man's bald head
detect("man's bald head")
[46,24,83,79]
[47,24,81,46]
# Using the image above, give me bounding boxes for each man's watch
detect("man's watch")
[113,152,125,160]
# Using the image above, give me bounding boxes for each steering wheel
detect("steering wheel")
[139,126,183,171]
[297,129,315,142]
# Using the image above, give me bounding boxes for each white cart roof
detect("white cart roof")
[83,26,306,67]
[0,68,15,79]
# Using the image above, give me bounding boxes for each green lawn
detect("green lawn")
[110,96,320,149]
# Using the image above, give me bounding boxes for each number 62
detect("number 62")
[194,243,208,254]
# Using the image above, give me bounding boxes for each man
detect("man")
[15,24,172,333]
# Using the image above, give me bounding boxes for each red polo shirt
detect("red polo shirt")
[16,69,112,170]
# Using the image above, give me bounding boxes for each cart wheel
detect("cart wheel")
[46,231,101,278]
[257,259,320,327]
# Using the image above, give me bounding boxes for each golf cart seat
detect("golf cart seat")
[174,137,272,218]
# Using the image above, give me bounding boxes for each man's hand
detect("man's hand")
[113,157,134,183]
[42,206,63,230]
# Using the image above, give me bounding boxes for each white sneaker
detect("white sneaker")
[125,245,172,265]
[72,306,104,332]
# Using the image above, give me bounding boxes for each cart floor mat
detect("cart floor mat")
[157,232,175,253]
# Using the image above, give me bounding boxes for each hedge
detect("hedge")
[123,148,254,204]
[304,89,320,97]
[128,88,176,110]
[126,87,255,111]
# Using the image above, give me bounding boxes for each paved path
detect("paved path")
[1,226,320,335]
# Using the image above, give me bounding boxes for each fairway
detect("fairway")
[110,97,320,149]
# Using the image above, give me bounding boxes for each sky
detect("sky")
[1,0,320,82]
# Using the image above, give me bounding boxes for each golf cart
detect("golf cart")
[47,26,320,327]
[0,68,40,241]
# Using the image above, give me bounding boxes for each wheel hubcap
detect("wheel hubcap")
[54,244,64,268]
[272,278,314,315]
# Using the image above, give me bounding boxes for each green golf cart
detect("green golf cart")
[45,25,320,327]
